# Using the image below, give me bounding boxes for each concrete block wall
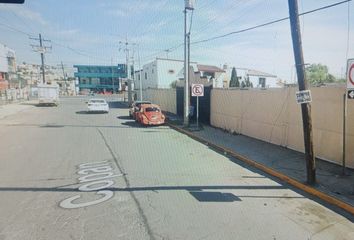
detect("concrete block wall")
[143,89,177,114]
[211,86,354,168]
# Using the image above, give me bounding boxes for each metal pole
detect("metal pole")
[39,34,45,84]
[60,61,66,95]
[342,93,347,175]
[111,58,114,94]
[183,9,189,127]
[138,44,142,101]
[126,41,132,105]
[288,0,316,184]
[197,96,199,129]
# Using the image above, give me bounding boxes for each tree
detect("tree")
[170,80,178,89]
[244,76,252,87]
[241,81,246,88]
[305,64,336,85]
[229,67,240,87]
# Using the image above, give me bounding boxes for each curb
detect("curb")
[166,122,354,216]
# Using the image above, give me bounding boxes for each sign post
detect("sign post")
[192,84,204,129]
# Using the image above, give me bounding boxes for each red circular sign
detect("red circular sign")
[349,64,354,86]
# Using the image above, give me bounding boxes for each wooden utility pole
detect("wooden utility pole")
[288,0,316,184]
[30,34,51,84]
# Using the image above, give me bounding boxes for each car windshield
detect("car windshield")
[1,1,354,239]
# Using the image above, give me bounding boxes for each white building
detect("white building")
[137,58,198,89]
[0,43,16,90]
[223,65,281,88]
[136,58,226,89]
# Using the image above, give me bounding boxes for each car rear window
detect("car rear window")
[89,100,105,103]
[145,107,160,112]
[136,102,151,107]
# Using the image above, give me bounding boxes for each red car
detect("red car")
[136,104,165,126]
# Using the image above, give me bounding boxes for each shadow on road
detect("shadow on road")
[108,101,129,109]
[121,121,144,128]
[117,115,132,120]
[75,111,107,114]
[35,104,58,107]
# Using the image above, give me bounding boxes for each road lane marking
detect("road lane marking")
[59,160,121,209]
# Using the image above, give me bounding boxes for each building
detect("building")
[74,64,126,93]
[137,58,218,89]
[16,63,76,95]
[0,43,16,90]
[137,58,184,89]
[194,64,225,88]
[17,63,41,85]
[223,65,280,88]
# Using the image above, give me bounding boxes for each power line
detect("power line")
[138,0,352,66]
[192,0,353,45]
[0,21,31,36]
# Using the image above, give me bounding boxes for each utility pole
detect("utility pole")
[138,44,143,101]
[288,0,316,184]
[30,34,51,84]
[111,57,114,94]
[119,37,133,105]
[184,1,194,127]
[60,61,67,95]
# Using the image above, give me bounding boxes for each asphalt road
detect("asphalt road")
[0,97,353,240]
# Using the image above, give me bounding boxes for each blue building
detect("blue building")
[74,64,126,93]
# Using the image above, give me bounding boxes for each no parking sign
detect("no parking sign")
[347,59,354,89]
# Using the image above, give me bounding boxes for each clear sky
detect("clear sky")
[0,0,353,81]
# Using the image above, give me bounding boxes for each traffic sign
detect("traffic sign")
[348,89,354,99]
[192,84,204,97]
[296,90,312,104]
[347,59,354,89]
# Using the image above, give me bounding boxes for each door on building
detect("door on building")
[259,77,266,88]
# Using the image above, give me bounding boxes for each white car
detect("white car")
[87,99,109,113]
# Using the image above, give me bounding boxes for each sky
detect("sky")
[0,0,353,82]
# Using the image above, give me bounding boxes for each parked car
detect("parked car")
[136,104,165,126]
[129,100,152,119]
[87,99,109,113]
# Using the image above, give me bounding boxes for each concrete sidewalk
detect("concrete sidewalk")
[0,101,36,120]
[165,113,354,214]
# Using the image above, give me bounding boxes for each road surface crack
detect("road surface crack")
[97,128,156,240]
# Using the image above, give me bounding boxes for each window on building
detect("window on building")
[145,72,147,80]
[259,78,266,88]
[152,69,154,74]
